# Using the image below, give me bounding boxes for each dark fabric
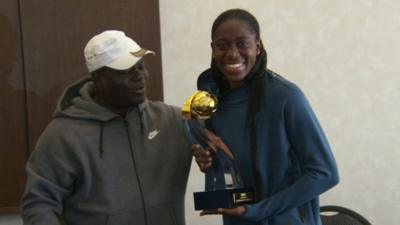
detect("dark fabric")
[21,77,192,225]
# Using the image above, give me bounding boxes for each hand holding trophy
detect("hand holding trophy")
[182,91,254,214]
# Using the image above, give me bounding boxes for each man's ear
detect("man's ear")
[91,69,103,81]
[90,71,97,79]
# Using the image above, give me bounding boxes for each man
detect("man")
[21,30,192,225]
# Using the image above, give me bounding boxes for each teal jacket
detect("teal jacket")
[198,69,339,225]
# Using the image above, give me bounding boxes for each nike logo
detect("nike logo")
[148,129,160,140]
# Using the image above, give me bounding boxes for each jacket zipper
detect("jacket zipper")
[250,122,261,201]
[298,206,306,223]
[125,120,148,225]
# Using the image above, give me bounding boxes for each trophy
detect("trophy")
[182,91,254,211]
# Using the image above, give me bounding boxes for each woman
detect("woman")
[193,8,339,225]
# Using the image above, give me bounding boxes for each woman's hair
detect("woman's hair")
[209,9,266,200]
[211,8,260,40]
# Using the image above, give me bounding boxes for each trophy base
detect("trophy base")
[193,188,254,210]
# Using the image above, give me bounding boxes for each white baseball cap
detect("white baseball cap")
[84,30,155,72]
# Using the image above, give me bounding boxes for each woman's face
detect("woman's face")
[211,19,261,89]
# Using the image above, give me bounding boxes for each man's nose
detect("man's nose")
[130,71,146,81]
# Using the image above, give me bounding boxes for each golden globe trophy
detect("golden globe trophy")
[182,91,254,211]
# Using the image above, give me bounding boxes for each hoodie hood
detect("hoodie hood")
[54,76,145,122]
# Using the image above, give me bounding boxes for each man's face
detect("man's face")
[93,59,148,110]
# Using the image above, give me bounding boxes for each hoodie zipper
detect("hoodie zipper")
[250,121,261,201]
[125,120,148,225]
[298,206,306,223]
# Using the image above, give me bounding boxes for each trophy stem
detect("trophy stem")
[181,90,254,210]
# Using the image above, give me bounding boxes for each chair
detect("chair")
[320,205,372,225]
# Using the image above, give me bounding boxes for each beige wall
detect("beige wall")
[160,1,400,225]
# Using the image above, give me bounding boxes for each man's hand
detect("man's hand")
[192,144,213,172]
[192,128,234,172]
[200,206,246,217]
[202,128,234,160]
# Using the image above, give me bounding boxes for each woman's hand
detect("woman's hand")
[200,206,246,217]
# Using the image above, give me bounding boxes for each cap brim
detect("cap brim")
[106,49,155,71]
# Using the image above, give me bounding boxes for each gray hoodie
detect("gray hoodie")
[21,77,192,225]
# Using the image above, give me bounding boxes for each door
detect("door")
[0,0,163,212]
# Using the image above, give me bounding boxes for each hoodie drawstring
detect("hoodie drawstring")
[99,108,143,158]
[99,122,104,158]
[139,110,144,135]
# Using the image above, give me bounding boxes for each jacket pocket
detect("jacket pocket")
[147,204,177,225]
[270,206,307,225]
[63,212,108,225]
[107,209,146,225]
